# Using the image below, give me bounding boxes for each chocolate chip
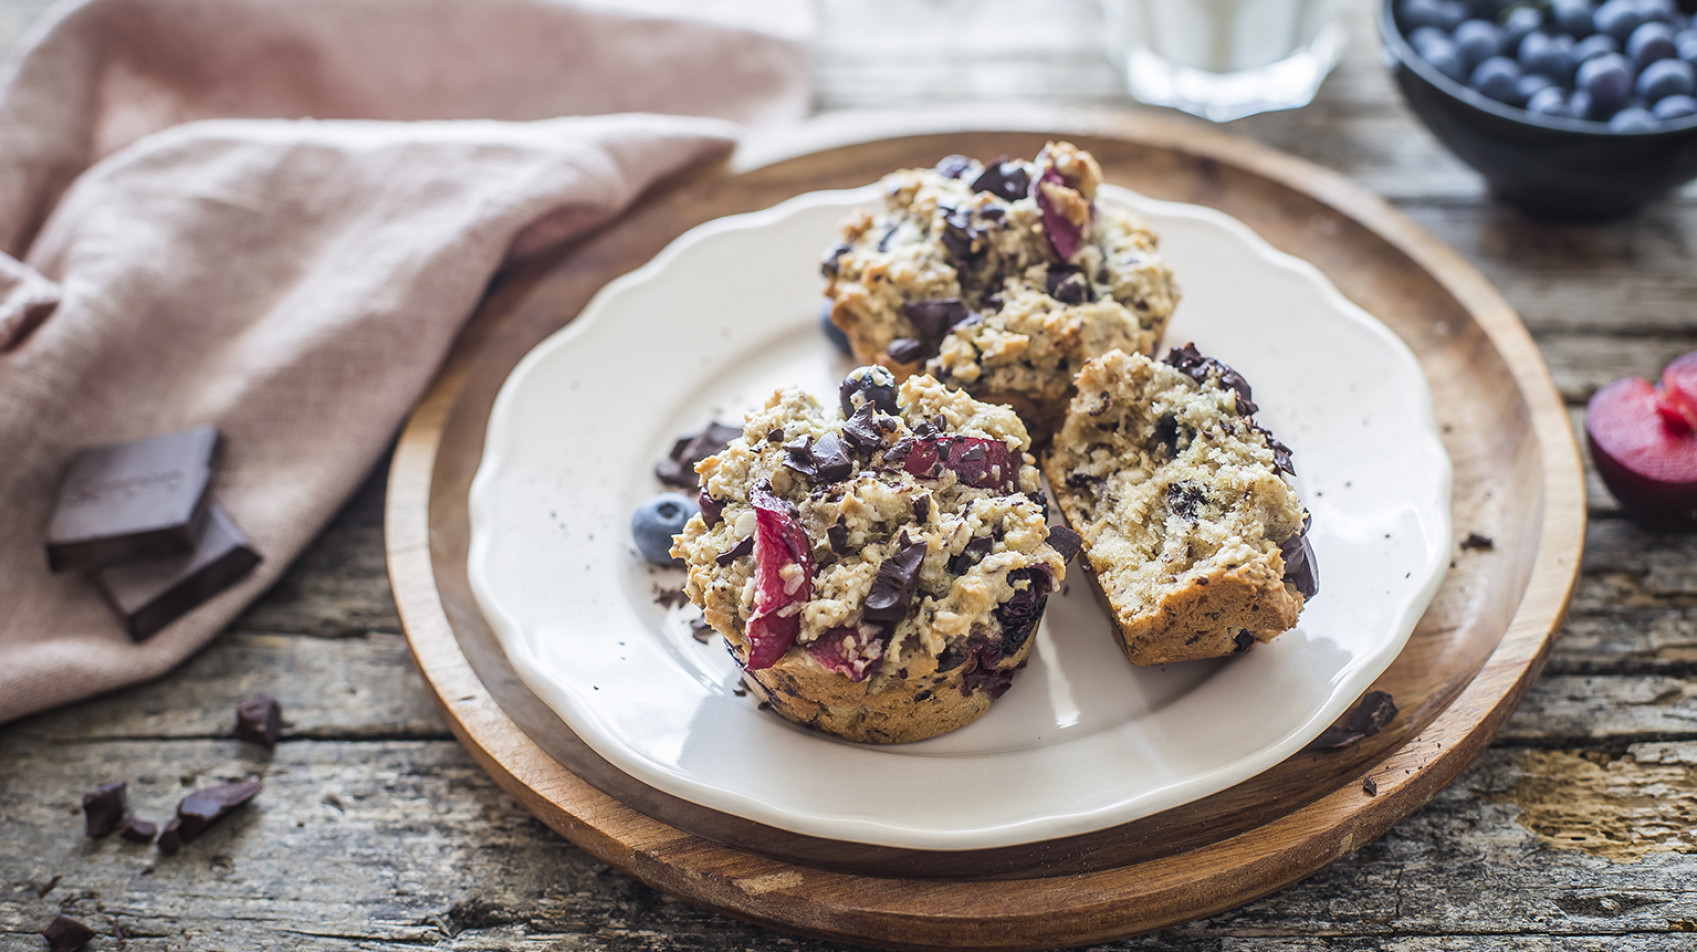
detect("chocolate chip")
[82,780,126,838]
[119,817,157,844]
[169,779,263,848]
[934,154,975,178]
[234,696,282,749]
[995,566,1052,654]
[43,915,96,952]
[935,643,967,672]
[940,207,983,263]
[157,817,182,856]
[1046,524,1082,563]
[1460,532,1495,551]
[1165,483,1206,522]
[1362,776,1379,796]
[912,494,931,523]
[1045,266,1092,304]
[827,522,850,553]
[1163,344,1258,416]
[840,366,899,416]
[971,159,1032,201]
[820,242,851,278]
[864,532,928,624]
[888,337,928,364]
[901,298,971,341]
[813,433,853,482]
[1306,690,1398,750]
[1262,429,1296,475]
[842,402,896,454]
[716,535,754,566]
[1233,630,1256,654]
[655,422,741,488]
[1153,414,1180,452]
[766,427,785,443]
[697,491,723,527]
[947,535,994,575]
[1280,513,1319,600]
[782,437,818,478]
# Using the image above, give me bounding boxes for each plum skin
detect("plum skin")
[1586,372,1697,525]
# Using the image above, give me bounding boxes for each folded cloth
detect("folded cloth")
[0,0,810,723]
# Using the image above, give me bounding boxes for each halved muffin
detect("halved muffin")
[671,368,1073,743]
[821,141,1179,441]
[1042,346,1317,666]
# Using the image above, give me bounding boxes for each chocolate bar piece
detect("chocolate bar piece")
[46,426,221,573]
[90,504,261,641]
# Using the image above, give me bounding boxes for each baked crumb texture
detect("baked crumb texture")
[1042,347,1318,666]
[821,141,1179,441]
[672,368,1069,743]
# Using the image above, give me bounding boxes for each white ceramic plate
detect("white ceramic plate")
[467,185,1453,851]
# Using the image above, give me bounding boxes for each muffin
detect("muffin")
[821,141,1179,440]
[1042,346,1318,666]
[671,367,1073,743]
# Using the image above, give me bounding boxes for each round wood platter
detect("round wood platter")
[384,107,1586,951]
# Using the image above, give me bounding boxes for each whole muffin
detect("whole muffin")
[1042,346,1317,666]
[671,368,1071,743]
[822,141,1180,440]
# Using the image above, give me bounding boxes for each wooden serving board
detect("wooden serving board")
[384,107,1585,950]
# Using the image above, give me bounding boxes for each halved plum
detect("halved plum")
[888,436,1016,491]
[1586,351,1697,524]
[744,483,814,669]
[807,624,890,681]
[1035,165,1089,262]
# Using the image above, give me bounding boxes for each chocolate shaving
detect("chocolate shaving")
[970,159,1032,202]
[43,916,96,952]
[1163,343,1258,416]
[843,402,896,454]
[864,532,928,624]
[901,298,971,341]
[820,242,851,278]
[827,521,850,553]
[912,494,931,523]
[1306,690,1398,750]
[812,433,853,482]
[697,491,723,527]
[782,437,819,478]
[82,780,126,838]
[1045,266,1092,304]
[948,535,994,575]
[119,817,157,844]
[716,535,754,566]
[689,617,715,644]
[651,585,688,609]
[234,696,283,749]
[1263,429,1296,476]
[655,422,741,488]
[1046,524,1082,563]
[35,875,62,898]
[1460,532,1495,551]
[1165,483,1205,522]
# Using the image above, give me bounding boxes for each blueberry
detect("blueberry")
[1526,84,1573,116]
[1417,34,1471,81]
[1595,0,1648,40]
[819,300,851,356]
[1637,56,1697,98]
[1574,33,1623,63]
[1608,104,1661,128]
[1677,29,1697,63]
[632,493,698,565]
[1454,19,1503,67]
[1636,0,1679,23]
[1471,55,1524,102]
[1401,0,1467,31]
[1570,87,1598,118]
[1653,92,1697,115]
[1551,0,1597,37]
[1577,52,1638,111]
[1409,25,1449,48]
[1502,6,1546,49]
[1628,20,1678,63]
[1519,32,1577,82]
[1517,72,1558,102]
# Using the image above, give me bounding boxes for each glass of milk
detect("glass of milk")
[1098,0,1349,122]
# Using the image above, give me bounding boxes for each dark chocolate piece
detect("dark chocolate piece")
[782,437,818,478]
[1046,524,1082,563]
[970,159,1032,201]
[119,816,157,843]
[1233,630,1256,654]
[934,154,975,178]
[697,491,723,528]
[820,242,851,278]
[235,696,283,749]
[91,504,262,642]
[901,298,971,341]
[1045,266,1092,304]
[1153,414,1181,452]
[1362,776,1379,796]
[940,207,982,262]
[812,433,853,482]
[948,535,994,575]
[171,779,263,846]
[826,522,850,553]
[43,915,96,952]
[839,367,898,417]
[689,617,715,644]
[912,493,931,523]
[35,875,61,898]
[864,533,928,624]
[715,535,754,566]
[82,780,126,838]
[1163,343,1258,417]
[1165,483,1206,522]
[157,817,183,855]
[1460,532,1495,551]
[46,426,221,573]
[842,403,895,454]
[1306,690,1399,750]
[994,566,1052,654]
[654,422,741,488]
[1280,513,1319,600]
[887,337,928,364]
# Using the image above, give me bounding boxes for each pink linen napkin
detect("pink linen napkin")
[0,0,810,723]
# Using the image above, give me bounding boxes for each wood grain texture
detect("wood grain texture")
[3,0,1697,948]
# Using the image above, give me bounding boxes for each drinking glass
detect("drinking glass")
[1098,0,1349,122]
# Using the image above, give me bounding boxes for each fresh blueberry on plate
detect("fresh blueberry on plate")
[632,493,699,565]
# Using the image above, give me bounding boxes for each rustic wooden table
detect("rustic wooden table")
[5,1,1697,949]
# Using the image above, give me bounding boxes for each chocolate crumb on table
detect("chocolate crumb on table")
[234,696,283,749]
[157,779,263,854]
[34,874,61,898]
[1460,532,1495,551]
[43,915,96,952]
[82,780,126,837]
[118,817,158,844]
[1363,776,1379,796]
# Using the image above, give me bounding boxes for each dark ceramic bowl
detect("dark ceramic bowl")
[1380,0,1697,220]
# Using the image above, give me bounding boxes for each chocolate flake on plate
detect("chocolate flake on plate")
[1460,532,1495,551]
[655,422,741,488]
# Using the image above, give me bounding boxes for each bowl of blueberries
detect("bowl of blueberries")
[1382,0,1697,219]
